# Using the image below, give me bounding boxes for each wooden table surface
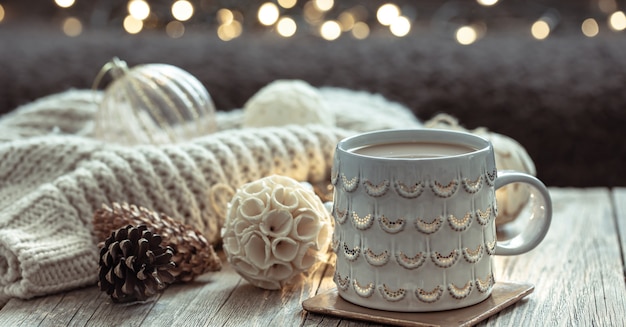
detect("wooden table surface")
[1,188,625,326]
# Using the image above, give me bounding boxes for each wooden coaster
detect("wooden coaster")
[302,281,534,327]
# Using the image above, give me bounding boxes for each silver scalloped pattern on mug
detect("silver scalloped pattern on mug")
[430,179,460,198]
[485,169,497,186]
[378,215,406,234]
[364,248,391,266]
[462,176,483,194]
[352,212,375,230]
[353,279,375,297]
[448,281,473,299]
[447,212,473,231]
[415,216,444,234]
[416,285,444,303]
[363,179,390,197]
[343,242,361,261]
[341,174,359,192]
[379,284,407,302]
[394,180,425,199]
[396,251,427,270]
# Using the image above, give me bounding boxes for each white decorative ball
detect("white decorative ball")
[242,80,336,128]
[221,175,333,290]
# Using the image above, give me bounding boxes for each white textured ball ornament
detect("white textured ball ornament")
[221,175,333,290]
[243,80,336,127]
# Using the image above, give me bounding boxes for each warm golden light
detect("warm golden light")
[0,5,5,23]
[377,3,400,26]
[338,12,355,31]
[55,0,75,8]
[531,20,550,40]
[609,11,626,31]
[598,0,617,14]
[62,17,82,37]
[166,21,185,38]
[277,17,297,37]
[477,0,498,6]
[258,2,279,26]
[217,20,243,41]
[278,0,297,9]
[171,0,194,21]
[582,18,599,37]
[217,8,234,25]
[128,0,150,20]
[390,16,411,37]
[320,20,341,40]
[351,22,369,39]
[123,15,143,34]
[314,0,334,12]
[303,1,323,24]
[456,25,478,45]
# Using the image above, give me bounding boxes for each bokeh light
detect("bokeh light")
[531,19,550,39]
[277,17,297,37]
[377,3,400,26]
[314,0,334,12]
[166,21,185,38]
[218,20,243,41]
[581,18,599,37]
[172,0,194,21]
[62,17,82,37]
[217,8,234,25]
[303,1,324,24]
[598,0,617,14]
[123,15,143,34]
[258,2,279,26]
[320,20,341,40]
[0,5,5,23]
[351,22,369,39]
[456,25,478,45]
[55,0,75,8]
[338,12,355,31]
[128,0,150,21]
[477,0,498,6]
[390,16,411,37]
[609,11,626,31]
[278,0,297,9]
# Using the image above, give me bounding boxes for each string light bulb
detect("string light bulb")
[377,3,400,26]
[277,17,297,37]
[62,17,82,37]
[609,11,626,31]
[456,25,478,45]
[128,0,150,21]
[581,18,599,37]
[123,15,143,34]
[389,16,411,37]
[258,2,279,26]
[171,0,194,21]
[531,19,550,40]
[320,20,341,40]
[55,0,75,8]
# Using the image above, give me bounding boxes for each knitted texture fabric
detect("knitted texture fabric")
[0,88,421,305]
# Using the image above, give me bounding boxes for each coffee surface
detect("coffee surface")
[351,142,477,158]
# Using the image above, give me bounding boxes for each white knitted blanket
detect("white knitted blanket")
[0,88,421,305]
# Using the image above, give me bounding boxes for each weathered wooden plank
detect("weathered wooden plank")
[481,188,626,327]
[612,187,626,281]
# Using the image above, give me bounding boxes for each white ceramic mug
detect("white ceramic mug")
[330,129,552,312]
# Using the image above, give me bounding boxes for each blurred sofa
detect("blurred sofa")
[1,12,625,187]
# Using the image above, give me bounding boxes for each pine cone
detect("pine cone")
[93,202,221,282]
[98,225,176,302]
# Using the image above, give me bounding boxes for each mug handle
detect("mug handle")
[494,171,552,256]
